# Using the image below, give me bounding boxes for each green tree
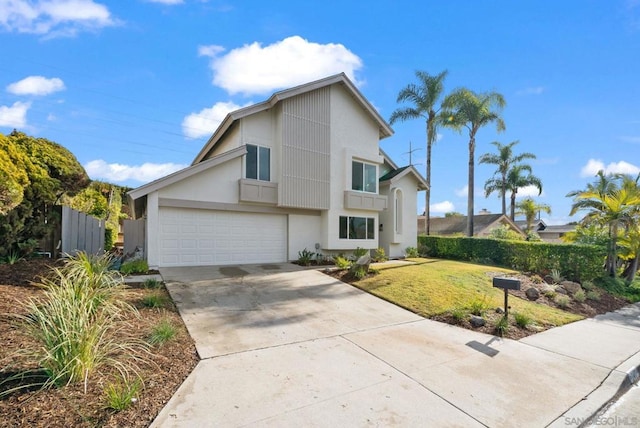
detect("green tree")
[0,131,90,256]
[441,89,506,236]
[0,134,30,215]
[515,197,551,232]
[389,70,449,235]
[479,140,536,216]
[506,164,543,221]
[569,174,640,278]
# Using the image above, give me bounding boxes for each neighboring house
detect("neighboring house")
[514,219,576,243]
[418,213,526,238]
[128,73,427,268]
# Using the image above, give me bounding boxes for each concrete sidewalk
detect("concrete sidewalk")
[152,265,640,427]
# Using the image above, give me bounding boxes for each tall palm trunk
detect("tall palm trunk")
[500,172,507,216]
[467,134,475,237]
[607,223,618,277]
[425,119,435,235]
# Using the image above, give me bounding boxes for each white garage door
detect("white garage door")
[158,207,287,267]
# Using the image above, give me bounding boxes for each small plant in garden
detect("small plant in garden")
[451,307,468,324]
[468,296,489,316]
[143,278,162,289]
[120,259,149,275]
[495,315,509,336]
[581,280,595,291]
[543,289,557,300]
[351,264,369,280]
[5,250,22,265]
[550,268,563,284]
[104,375,142,411]
[297,248,316,266]
[404,246,419,258]
[148,319,177,345]
[372,247,388,262]
[586,290,601,301]
[334,256,352,270]
[554,294,570,308]
[514,312,533,329]
[142,292,167,309]
[573,289,586,303]
[353,247,368,259]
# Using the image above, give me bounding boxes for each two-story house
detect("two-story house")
[128,73,427,268]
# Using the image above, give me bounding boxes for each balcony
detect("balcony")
[343,190,387,211]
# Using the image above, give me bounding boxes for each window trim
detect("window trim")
[351,160,377,194]
[339,216,375,240]
[245,144,271,182]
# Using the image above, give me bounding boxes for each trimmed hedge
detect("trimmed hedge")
[419,236,605,282]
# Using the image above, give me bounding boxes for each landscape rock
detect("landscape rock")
[555,286,568,295]
[561,281,582,295]
[470,315,486,328]
[525,287,540,300]
[495,307,504,314]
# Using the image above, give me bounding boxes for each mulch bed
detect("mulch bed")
[0,258,198,427]
[325,267,631,340]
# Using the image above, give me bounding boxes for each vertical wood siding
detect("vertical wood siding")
[280,87,331,209]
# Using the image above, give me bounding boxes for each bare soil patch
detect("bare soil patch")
[0,258,198,427]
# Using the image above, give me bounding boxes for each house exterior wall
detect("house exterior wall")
[321,84,383,251]
[203,124,240,160]
[379,176,420,258]
[288,214,322,260]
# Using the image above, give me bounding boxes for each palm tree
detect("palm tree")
[389,70,448,235]
[506,164,543,221]
[479,141,536,215]
[441,89,506,236]
[515,197,551,233]
[569,180,640,277]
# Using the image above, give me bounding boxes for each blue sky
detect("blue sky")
[1,0,639,225]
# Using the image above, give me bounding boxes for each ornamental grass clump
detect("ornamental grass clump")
[17,252,149,393]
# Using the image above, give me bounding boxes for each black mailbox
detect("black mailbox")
[492,277,521,291]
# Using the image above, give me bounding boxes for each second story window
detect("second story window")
[352,161,377,193]
[246,144,270,181]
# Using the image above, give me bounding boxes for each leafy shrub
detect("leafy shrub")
[554,295,571,308]
[514,312,533,329]
[526,231,542,242]
[581,280,595,291]
[297,248,316,266]
[495,315,509,336]
[104,375,141,411]
[372,247,388,262]
[334,256,352,270]
[148,319,177,345]
[573,289,586,303]
[351,264,369,280]
[353,247,368,259]
[418,236,605,282]
[5,249,22,265]
[543,290,557,300]
[120,259,149,275]
[596,276,640,302]
[488,225,524,241]
[405,247,419,258]
[104,227,114,252]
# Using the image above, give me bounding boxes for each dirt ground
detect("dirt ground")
[0,258,199,427]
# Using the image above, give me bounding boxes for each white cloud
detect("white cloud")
[516,185,544,198]
[182,101,249,139]
[516,86,545,96]
[199,36,363,96]
[580,158,640,177]
[0,101,30,128]
[455,185,468,197]
[84,159,187,183]
[0,0,116,36]
[7,75,65,95]
[430,200,455,213]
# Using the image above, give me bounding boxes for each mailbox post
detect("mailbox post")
[492,277,521,317]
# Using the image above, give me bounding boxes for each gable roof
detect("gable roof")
[379,165,428,190]
[421,214,525,236]
[193,73,394,164]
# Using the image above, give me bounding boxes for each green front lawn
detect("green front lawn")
[356,258,582,327]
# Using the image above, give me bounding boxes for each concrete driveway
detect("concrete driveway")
[152,264,640,428]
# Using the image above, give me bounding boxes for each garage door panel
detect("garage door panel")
[158,208,287,267]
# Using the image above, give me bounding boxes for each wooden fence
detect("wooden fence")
[60,205,105,256]
[123,218,145,256]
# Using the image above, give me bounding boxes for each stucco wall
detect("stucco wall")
[288,214,322,260]
[378,175,421,258]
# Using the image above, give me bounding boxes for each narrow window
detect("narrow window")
[259,146,270,181]
[352,161,363,191]
[246,144,258,179]
[339,216,348,239]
